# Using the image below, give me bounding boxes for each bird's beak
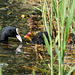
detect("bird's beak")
[24,34,32,41]
[16,35,22,42]
[16,28,22,42]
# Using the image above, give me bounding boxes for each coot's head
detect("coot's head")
[24,34,32,41]
[28,32,35,37]
[24,32,46,45]
[1,26,22,42]
[24,32,35,40]
[67,33,74,43]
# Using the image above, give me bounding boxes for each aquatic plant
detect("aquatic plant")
[0,63,2,75]
[36,0,75,75]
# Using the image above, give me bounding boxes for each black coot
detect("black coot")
[72,35,75,43]
[68,33,74,43]
[31,31,50,45]
[1,26,22,42]
[24,31,50,45]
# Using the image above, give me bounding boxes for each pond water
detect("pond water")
[0,1,48,75]
[0,0,75,75]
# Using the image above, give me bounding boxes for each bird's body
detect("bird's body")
[72,35,75,43]
[32,31,49,45]
[24,31,50,45]
[0,26,22,42]
[68,33,74,44]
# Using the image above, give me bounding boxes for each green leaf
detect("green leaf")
[55,45,62,64]
[66,66,75,75]
[34,6,42,12]
[60,0,67,25]
[33,69,35,75]
[0,63,2,75]
[64,0,75,50]
[52,0,57,16]
[43,34,51,56]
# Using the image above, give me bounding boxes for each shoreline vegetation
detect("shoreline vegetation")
[0,0,75,75]
[41,0,75,75]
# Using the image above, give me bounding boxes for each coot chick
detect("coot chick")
[24,31,50,45]
[72,35,75,43]
[68,33,74,44]
[0,26,22,42]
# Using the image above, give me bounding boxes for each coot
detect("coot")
[68,33,74,43]
[1,26,22,42]
[72,35,75,43]
[24,31,50,45]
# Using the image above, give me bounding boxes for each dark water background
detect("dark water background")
[0,0,43,74]
[0,0,75,75]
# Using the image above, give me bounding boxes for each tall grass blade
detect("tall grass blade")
[66,66,75,75]
[34,6,42,12]
[0,63,2,75]
[33,69,35,75]
[64,0,75,50]
[60,0,67,26]
[57,0,60,47]
[43,1,54,75]
[52,0,57,16]
[60,0,67,61]
[55,45,62,64]
[55,44,63,75]
[43,34,51,56]
[43,0,52,46]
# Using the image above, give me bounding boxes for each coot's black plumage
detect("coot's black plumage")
[25,31,50,45]
[0,26,22,42]
[32,31,49,45]
[72,35,75,43]
[68,33,74,43]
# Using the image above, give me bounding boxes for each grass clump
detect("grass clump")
[36,0,75,75]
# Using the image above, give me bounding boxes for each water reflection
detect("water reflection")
[15,44,22,54]
[0,43,22,54]
[0,42,39,74]
[0,43,23,74]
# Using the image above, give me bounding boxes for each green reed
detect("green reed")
[43,0,53,75]
[0,63,2,75]
[34,0,75,74]
[42,0,75,75]
[33,69,35,75]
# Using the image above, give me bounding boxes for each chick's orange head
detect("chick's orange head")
[68,38,71,43]
[24,34,29,38]
[24,34,32,41]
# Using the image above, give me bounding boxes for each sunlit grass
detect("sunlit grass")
[0,63,2,75]
[33,69,35,75]
[42,0,75,75]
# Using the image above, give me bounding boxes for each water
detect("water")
[0,1,41,74]
[0,0,75,75]
[0,42,37,74]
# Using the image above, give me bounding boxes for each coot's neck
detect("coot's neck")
[0,37,8,43]
[0,40,8,43]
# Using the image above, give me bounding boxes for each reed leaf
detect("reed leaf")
[34,6,42,12]
[43,34,51,56]
[33,69,35,75]
[43,1,54,75]
[0,63,2,75]
[60,0,67,26]
[64,0,75,50]
[66,66,75,75]
[55,45,62,64]
[52,0,57,16]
